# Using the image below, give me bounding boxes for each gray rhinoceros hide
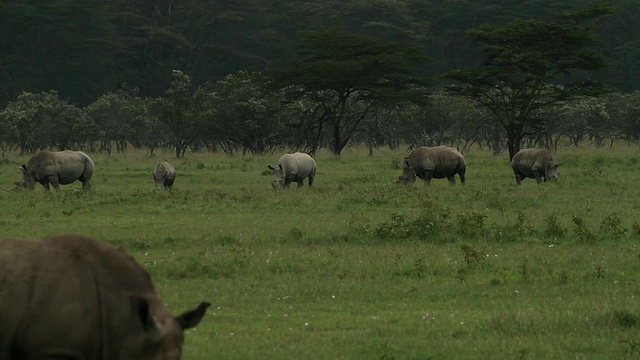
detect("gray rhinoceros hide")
[0,234,209,360]
[267,152,317,189]
[16,150,94,190]
[398,146,466,185]
[153,162,176,189]
[511,148,559,184]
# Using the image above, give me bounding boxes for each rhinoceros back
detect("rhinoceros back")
[153,161,176,188]
[279,152,317,179]
[0,235,201,360]
[511,148,560,184]
[511,148,555,175]
[28,150,94,186]
[409,146,466,178]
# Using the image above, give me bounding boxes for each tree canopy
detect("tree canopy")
[273,28,430,155]
[1,0,639,108]
[444,5,614,159]
[1,1,640,157]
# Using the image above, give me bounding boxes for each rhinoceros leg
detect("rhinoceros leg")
[164,177,174,188]
[49,176,62,190]
[41,175,58,190]
[447,176,456,185]
[308,175,314,187]
[514,174,523,185]
[532,171,543,184]
[284,174,298,189]
[458,170,466,185]
[419,170,433,184]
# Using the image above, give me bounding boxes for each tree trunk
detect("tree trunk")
[553,135,562,153]
[506,124,524,161]
[331,121,343,155]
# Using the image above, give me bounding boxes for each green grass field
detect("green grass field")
[1,145,639,359]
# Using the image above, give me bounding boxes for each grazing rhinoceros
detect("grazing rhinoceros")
[16,150,94,190]
[153,161,176,189]
[0,234,209,360]
[397,146,466,185]
[267,152,317,189]
[511,148,559,184]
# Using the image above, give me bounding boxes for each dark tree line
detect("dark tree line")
[1,2,639,157]
[3,83,640,159]
[1,0,639,108]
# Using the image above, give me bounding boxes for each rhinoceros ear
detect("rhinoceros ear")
[19,164,27,173]
[130,296,161,338]
[268,164,275,171]
[176,302,210,330]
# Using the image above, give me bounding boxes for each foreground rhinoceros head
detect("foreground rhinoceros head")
[153,162,176,189]
[267,163,286,189]
[544,161,560,182]
[16,164,37,190]
[123,297,209,360]
[396,176,412,185]
[396,158,417,185]
[0,235,209,359]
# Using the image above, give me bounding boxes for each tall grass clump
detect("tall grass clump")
[374,212,439,242]
[543,214,567,238]
[372,202,455,243]
[600,212,627,240]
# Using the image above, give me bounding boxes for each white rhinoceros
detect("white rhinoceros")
[398,146,466,185]
[16,150,94,190]
[267,152,316,189]
[511,148,559,184]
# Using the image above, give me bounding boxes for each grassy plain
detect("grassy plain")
[0,144,639,359]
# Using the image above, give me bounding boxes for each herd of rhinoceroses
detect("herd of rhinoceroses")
[0,146,559,359]
[396,146,559,185]
[11,145,560,192]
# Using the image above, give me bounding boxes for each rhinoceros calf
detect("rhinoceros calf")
[267,152,317,189]
[0,234,209,360]
[153,161,176,189]
[16,150,94,190]
[397,146,466,185]
[511,148,559,184]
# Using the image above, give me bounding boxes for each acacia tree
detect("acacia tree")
[274,28,430,155]
[444,5,613,160]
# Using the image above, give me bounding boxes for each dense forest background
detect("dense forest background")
[1,0,639,157]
